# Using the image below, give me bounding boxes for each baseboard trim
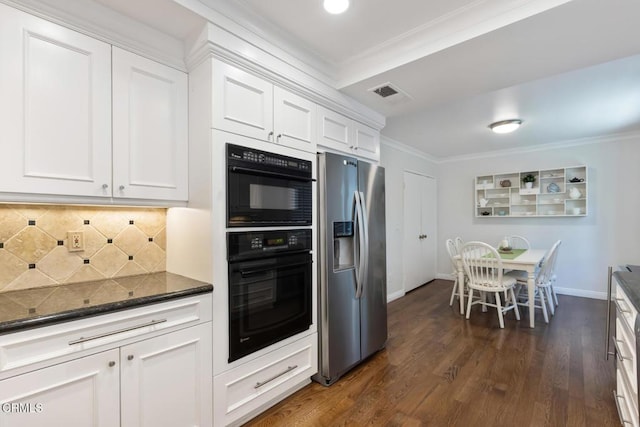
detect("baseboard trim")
[434,272,607,300]
[387,290,405,303]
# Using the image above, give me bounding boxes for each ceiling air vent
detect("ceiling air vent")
[373,85,398,98]
[368,82,411,105]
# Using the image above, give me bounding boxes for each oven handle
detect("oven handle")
[239,260,312,277]
[230,166,313,182]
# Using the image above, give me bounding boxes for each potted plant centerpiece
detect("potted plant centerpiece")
[522,173,536,189]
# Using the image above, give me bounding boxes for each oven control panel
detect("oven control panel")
[227,143,311,174]
[228,229,312,261]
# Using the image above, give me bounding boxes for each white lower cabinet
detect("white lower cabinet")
[121,323,212,427]
[0,349,120,427]
[214,333,318,426]
[0,294,212,427]
[614,282,639,427]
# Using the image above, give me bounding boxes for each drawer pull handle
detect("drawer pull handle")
[68,319,167,345]
[254,365,298,389]
[615,298,632,314]
[613,390,634,425]
[613,338,632,362]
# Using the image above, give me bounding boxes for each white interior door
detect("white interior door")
[402,171,437,293]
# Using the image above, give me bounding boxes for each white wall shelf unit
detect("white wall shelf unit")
[475,165,587,217]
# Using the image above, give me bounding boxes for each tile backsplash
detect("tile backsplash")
[0,205,166,292]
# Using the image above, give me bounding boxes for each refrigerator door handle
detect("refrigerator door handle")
[357,191,370,298]
[353,191,366,299]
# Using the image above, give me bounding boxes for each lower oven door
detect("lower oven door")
[228,252,312,362]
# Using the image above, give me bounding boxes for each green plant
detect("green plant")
[522,174,536,183]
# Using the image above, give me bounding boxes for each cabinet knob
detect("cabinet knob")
[108,361,116,367]
[127,355,134,361]
[102,184,109,189]
[119,185,125,191]
[276,134,282,142]
[268,131,274,140]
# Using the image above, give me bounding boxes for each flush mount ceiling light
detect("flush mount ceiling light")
[324,0,349,14]
[489,119,523,134]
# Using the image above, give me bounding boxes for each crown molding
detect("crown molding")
[380,135,439,164]
[437,130,640,164]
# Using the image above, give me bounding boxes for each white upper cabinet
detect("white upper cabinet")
[0,4,188,204]
[317,105,351,151]
[212,60,316,153]
[317,105,380,161]
[112,47,188,201]
[0,3,112,198]
[352,120,380,160]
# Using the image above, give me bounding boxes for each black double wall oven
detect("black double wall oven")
[226,143,313,363]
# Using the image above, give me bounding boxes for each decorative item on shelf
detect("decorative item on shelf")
[500,179,511,187]
[497,210,506,216]
[479,198,489,207]
[572,207,582,215]
[547,182,560,193]
[522,174,536,189]
[569,187,582,199]
[481,211,491,216]
[569,177,585,183]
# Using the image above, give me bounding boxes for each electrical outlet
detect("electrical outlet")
[67,231,84,252]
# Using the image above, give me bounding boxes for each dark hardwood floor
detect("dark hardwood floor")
[244,279,618,426]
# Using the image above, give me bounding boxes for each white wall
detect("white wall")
[437,134,640,299]
[380,137,439,302]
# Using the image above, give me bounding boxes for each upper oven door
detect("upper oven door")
[227,147,312,227]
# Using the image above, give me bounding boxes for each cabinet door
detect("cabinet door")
[0,4,112,197]
[402,172,436,292]
[352,121,380,161]
[212,60,273,141]
[273,86,316,152]
[0,349,120,427]
[317,106,351,152]
[112,47,188,201]
[120,323,212,427]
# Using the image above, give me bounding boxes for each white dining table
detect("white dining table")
[454,248,548,328]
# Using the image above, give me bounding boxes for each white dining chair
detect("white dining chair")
[460,241,520,328]
[446,238,466,306]
[454,236,464,252]
[507,240,561,321]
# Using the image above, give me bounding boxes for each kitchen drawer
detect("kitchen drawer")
[0,293,212,377]
[616,283,638,333]
[616,317,638,395]
[616,367,639,427]
[214,332,317,426]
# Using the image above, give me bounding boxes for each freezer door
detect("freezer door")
[358,160,388,358]
[317,152,361,382]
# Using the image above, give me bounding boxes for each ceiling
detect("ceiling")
[90,0,640,159]
[222,0,640,159]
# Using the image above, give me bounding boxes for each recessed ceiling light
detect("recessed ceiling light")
[489,119,523,134]
[324,0,349,14]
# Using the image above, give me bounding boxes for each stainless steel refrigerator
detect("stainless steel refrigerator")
[314,152,387,386]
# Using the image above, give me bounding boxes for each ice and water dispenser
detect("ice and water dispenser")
[333,221,354,271]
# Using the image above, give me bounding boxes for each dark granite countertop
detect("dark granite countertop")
[614,265,640,312]
[0,272,212,335]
